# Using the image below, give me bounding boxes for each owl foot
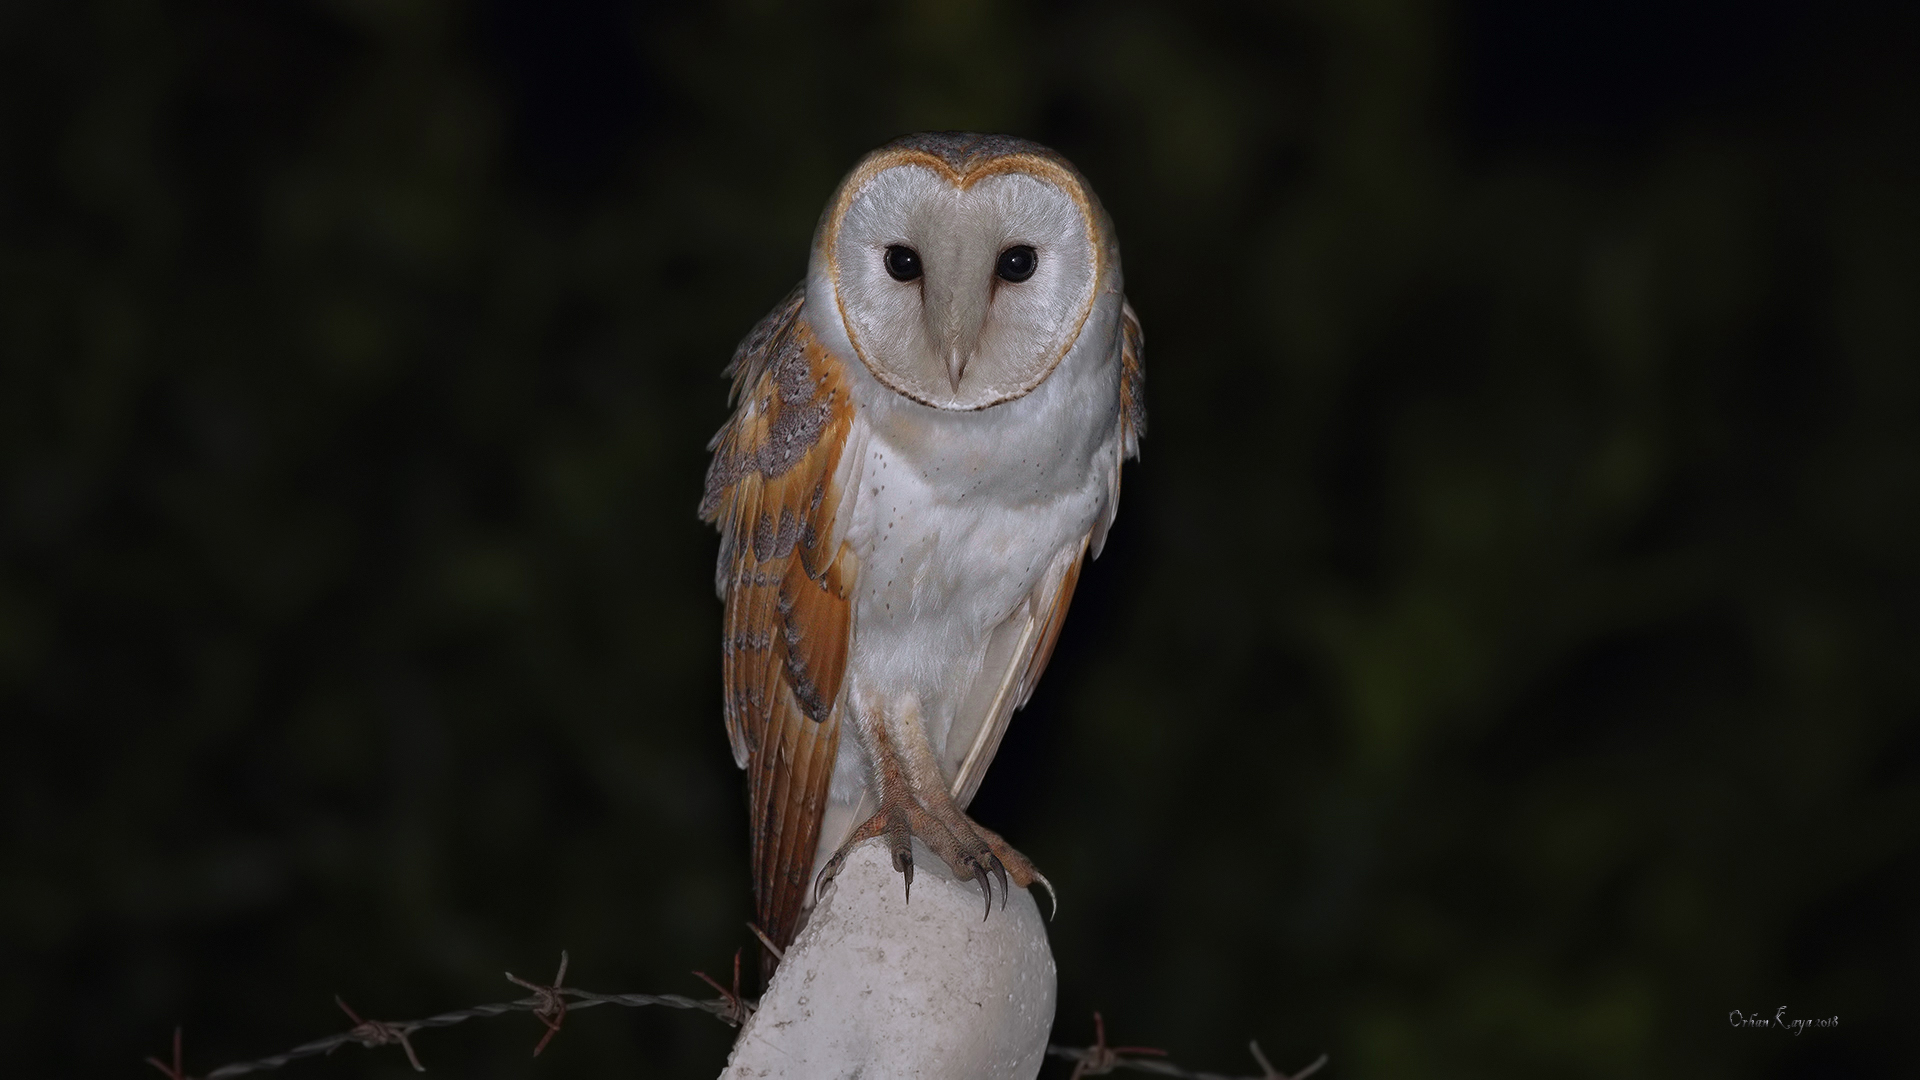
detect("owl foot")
[817,795,1050,920]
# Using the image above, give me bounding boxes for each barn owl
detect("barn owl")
[700,132,1144,978]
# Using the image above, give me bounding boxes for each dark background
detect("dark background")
[3,1,1914,1077]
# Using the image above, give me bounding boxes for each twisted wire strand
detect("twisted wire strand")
[148,952,1326,1080]
[189,990,736,1079]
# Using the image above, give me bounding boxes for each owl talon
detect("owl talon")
[825,800,1046,924]
[888,814,917,901]
[815,810,894,900]
[1029,870,1058,920]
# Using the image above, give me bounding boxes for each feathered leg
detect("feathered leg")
[818,692,1050,917]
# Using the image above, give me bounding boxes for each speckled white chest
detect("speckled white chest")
[807,292,1124,847]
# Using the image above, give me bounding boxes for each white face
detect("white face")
[829,164,1098,411]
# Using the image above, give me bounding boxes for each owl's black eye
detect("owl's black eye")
[996,245,1037,283]
[884,245,922,282]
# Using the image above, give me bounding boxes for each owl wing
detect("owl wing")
[700,286,859,961]
[1118,299,1147,460]
[949,299,1146,809]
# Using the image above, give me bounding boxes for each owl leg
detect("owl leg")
[818,693,1046,918]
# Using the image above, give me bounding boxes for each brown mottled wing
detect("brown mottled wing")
[700,286,857,971]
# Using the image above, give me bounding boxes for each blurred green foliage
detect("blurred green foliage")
[2,1,1914,1077]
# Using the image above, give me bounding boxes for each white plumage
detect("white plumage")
[702,133,1144,978]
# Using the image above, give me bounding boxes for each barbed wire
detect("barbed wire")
[1049,1011,1328,1080]
[145,948,1326,1080]
[144,949,746,1080]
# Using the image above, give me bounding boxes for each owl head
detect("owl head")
[808,133,1123,411]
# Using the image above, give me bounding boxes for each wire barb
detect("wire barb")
[504,950,571,1056]
[333,997,424,1073]
[1067,1011,1169,1078]
[691,947,752,1027]
[1046,1011,1328,1080]
[1250,1040,1328,1080]
[145,1026,194,1080]
[745,921,785,963]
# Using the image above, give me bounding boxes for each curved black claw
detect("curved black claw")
[895,845,915,903]
[974,864,993,920]
[987,854,1009,911]
[815,853,844,901]
[1030,870,1058,920]
[887,814,916,903]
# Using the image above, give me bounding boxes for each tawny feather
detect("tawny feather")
[701,296,856,972]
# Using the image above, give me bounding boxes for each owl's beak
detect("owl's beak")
[923,263,989,395]
[944,346,971,393]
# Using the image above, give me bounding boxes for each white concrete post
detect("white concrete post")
[721,837,1057,1079]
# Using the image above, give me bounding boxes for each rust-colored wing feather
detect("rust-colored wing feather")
[700,287,857,974]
